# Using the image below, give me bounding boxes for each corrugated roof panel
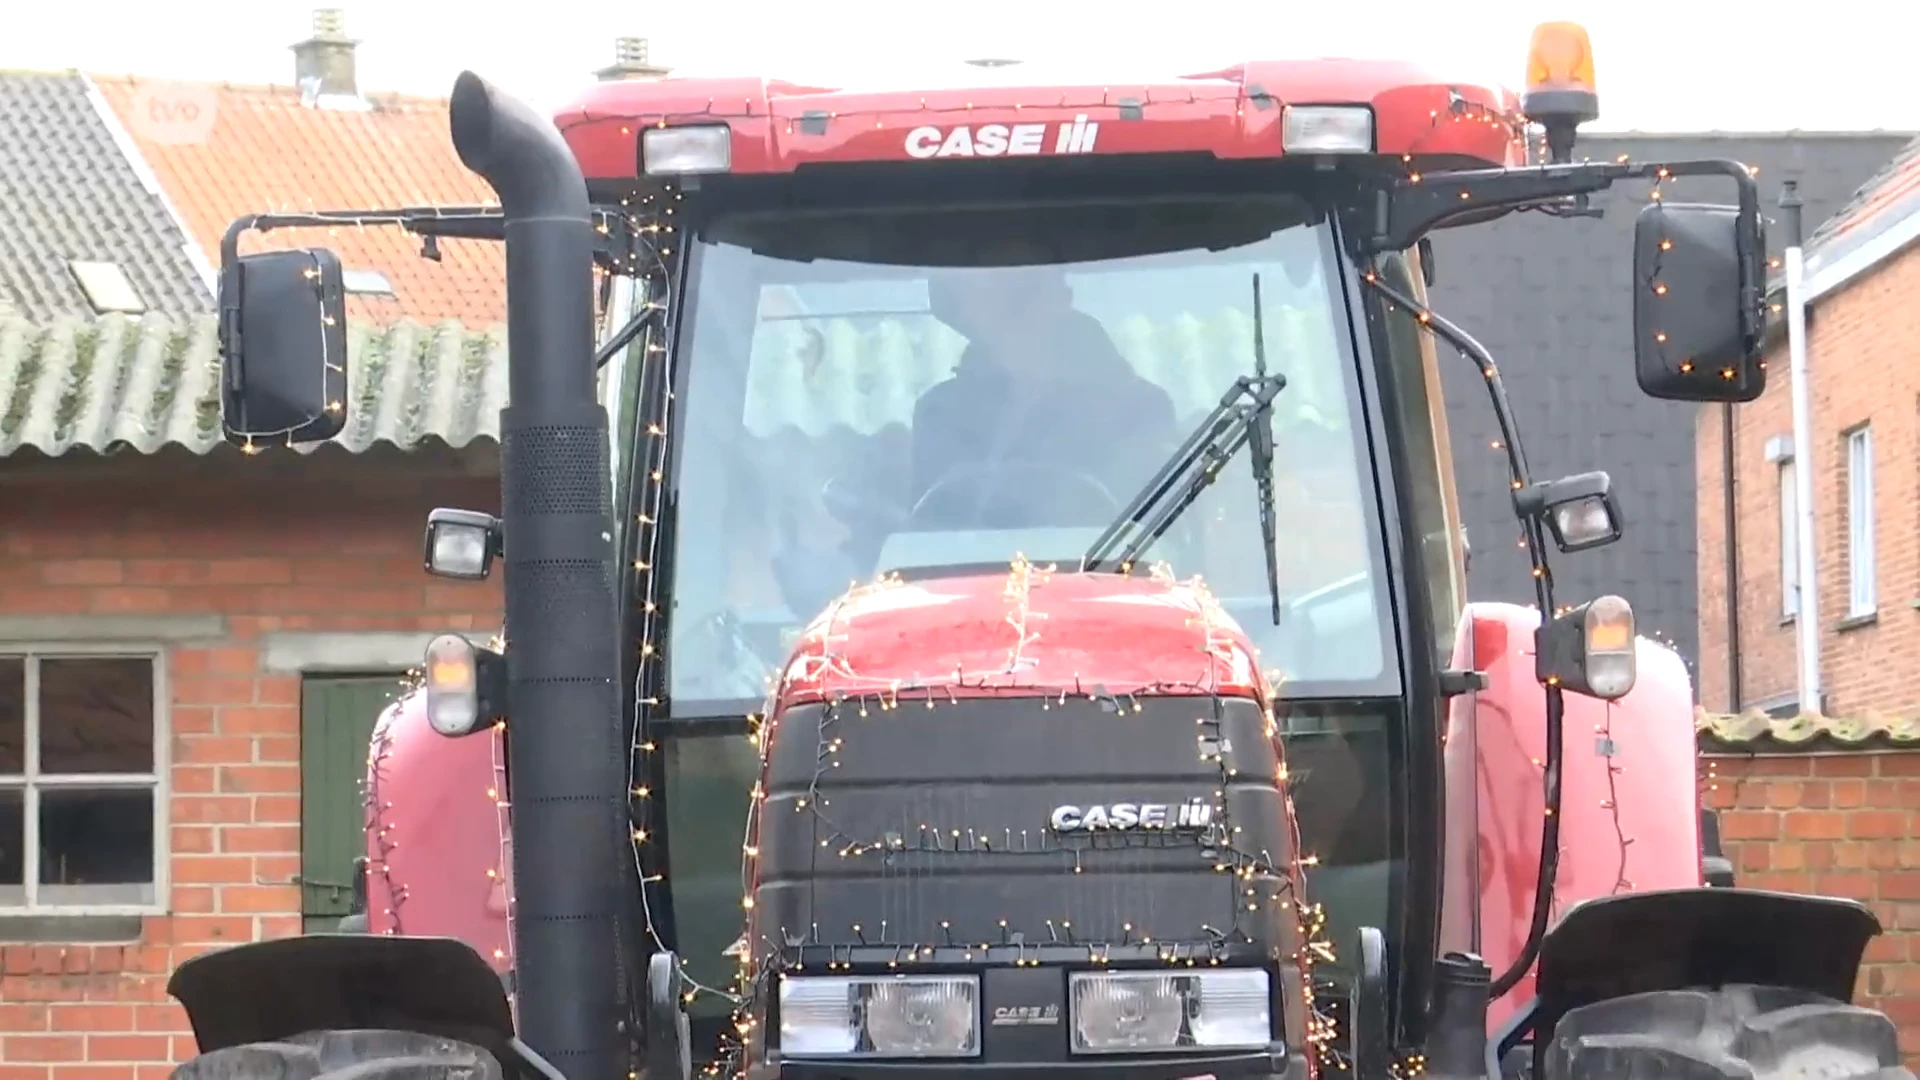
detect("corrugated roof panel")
[1697,708,1920,751]
[0,314,506,457]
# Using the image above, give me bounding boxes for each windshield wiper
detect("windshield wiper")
[1080,274,1287,624]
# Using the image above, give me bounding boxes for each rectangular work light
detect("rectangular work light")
[642,124,732,176]
[1282,106,1374,154]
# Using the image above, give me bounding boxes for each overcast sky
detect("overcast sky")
[6,1,1913,135]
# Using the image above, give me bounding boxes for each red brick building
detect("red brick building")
[1695,138,1920,1059]
[0,445,502,1072]
[0,10,526,1072]
[1697,139,1920,716]
[0,11,674,1069]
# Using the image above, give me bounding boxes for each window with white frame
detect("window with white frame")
[0,651,164,911]
[1779,458,1799,619]
[1846,426,1876,618]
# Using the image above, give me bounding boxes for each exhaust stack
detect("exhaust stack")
[448,71,627,1080]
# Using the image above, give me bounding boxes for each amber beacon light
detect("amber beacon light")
[1522,20,1599,164]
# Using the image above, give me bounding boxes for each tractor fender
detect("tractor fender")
[1532,886,1881,1046]
[167,934,517,1067]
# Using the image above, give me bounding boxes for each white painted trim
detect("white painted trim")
[261,631,447,673]
[0,614,225,644]
[1805,205,1920,304]
[1778,458,1799,620]
[80,75,220,298]
[1846,426,1877,618]
[0,645,170,916]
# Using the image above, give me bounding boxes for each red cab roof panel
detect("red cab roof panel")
[553,57,1528,181]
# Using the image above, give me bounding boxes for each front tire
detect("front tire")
[1544,984,1913,1080]
[171,1029,501,1080]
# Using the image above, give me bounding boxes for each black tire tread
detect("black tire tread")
[1546,985,1913,1080]
[172,1030,500,1080]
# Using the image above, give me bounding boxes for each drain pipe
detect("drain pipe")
[1721,401,1742,712]
[448,71,627,1080]
[1781,180,1823,713]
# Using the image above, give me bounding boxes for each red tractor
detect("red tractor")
[166,22,1909,1080]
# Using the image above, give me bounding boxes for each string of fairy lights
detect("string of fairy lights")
[487,714,518,1000]
[1594,701,1635,895]
[363,701,408,935]
[612,186,760,1027]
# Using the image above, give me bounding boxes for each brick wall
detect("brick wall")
[0,447,502,1078]
[1698,242,1920,714]
[1701,748,1920,1062]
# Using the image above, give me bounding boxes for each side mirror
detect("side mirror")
[1631,201,1766,403]
[218,248,350,446]
[1535,594,1636,700]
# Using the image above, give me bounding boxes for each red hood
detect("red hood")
[773,562,1269,710]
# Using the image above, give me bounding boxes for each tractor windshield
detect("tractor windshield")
[667,194,1397,708]
[652,193,1418,1007]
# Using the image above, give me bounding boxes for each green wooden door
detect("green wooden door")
[301,674,404,932]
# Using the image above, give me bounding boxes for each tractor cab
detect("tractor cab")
[522,35,1761,1077]
[181,22,1835,1080]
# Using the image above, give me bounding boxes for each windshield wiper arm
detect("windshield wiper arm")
[1080,274,1286,625]
[1247,274,1283,624]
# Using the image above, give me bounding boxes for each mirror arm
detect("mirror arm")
[216,207,635,267]
[1367,157,1761,255]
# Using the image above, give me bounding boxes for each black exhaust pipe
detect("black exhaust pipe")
[449,71,626,1080]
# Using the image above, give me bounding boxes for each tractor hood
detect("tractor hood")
[743,561,1301,988]
[771,562,1271,711]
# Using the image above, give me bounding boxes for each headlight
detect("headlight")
[1069,969,1271,1054]
[778,975,979,1058]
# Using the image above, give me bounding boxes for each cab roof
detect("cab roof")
[552,57,1529,182]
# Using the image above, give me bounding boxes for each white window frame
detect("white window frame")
[0,646,169,915]
[1779,458,1799,619]
[1846,426,1876,618]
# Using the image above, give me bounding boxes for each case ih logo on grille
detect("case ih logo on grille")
[904,115,1100,159]
[1049,798,1213,833]
[992,1005,1061,1027]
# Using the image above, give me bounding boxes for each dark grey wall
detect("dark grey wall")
[1426,133,1908,681]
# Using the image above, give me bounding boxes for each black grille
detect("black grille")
[752,694,1293,955]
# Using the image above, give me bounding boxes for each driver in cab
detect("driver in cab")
[908,249,1177,528]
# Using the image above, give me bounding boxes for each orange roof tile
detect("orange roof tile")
[91,77,505,327]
